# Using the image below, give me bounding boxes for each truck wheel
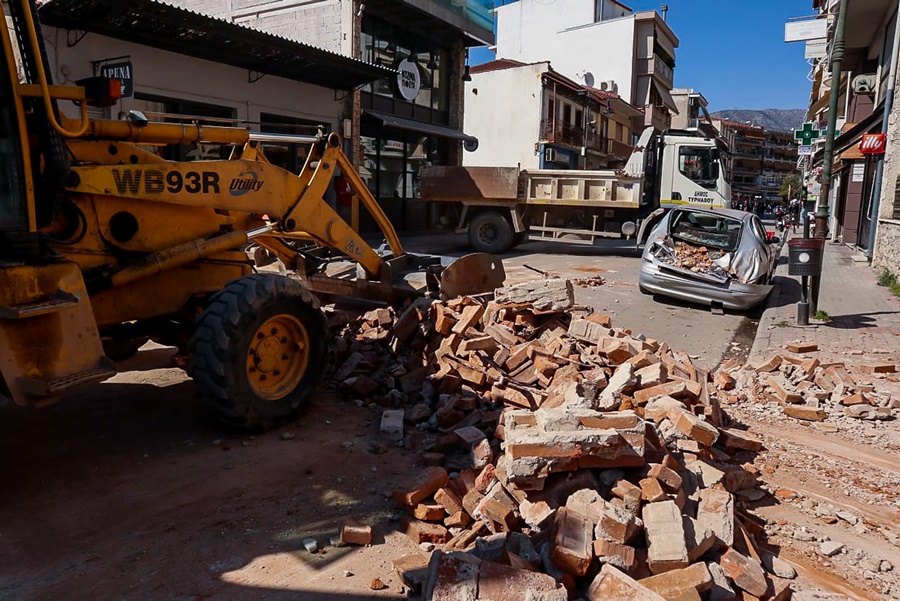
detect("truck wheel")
[188,273,325,431]
[468,211,514,253]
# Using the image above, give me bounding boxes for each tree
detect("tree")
[779,172,801,203]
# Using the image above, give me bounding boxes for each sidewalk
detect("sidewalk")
[749,239,900,365]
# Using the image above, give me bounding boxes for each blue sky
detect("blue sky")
[470,0,816,112]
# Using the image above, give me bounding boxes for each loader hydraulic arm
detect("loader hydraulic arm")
[68,131,404,278]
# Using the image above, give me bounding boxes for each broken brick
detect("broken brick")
[587,564,667,601]
[786,342,817,353]
[697,488,734,547]
[550,507,594,576]
[719,547,767,597]
[861,362,897,374]
[403,517,450,544]
[782,404,826,421]
[594,539,637,572]
[414,503,446,521]
[393,467,449,506]
[638,562,713,599]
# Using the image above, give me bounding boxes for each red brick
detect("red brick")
[713,370,735,391]
[825,364,855,387]
[763,375,803,404]
[637,363,669,388]
[593,539,637,572]
[433,304,457,335]
[640,477,668,503]
[638,562,712,598]
[782,404,826,421]
[458,335,499,354]
[394,467,449,507]
[403,517,450,544]
[392,553,430,592]
[587,564,668,600]
[414,503,446,521]
[477,560,567,601]
[445,511,471,528]
[720,547,767,597]
[340,519,373,545]
[598,504,639,544]
[648,463,683,491]
[753,355,783,373]
[840,392,871,406]
[861,362,896,374]
[451,304,485,335]
[434,487,464,515]
[786,342,817,353]
[667,406,719,446]
[550,507,594,576]
[719,428,763,452]
[635,381,691,405]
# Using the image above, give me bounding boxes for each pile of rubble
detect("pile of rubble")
[667,242,727,277]
[720,342,897,425]
[327,279,797,600]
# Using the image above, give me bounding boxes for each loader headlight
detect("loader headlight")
[621,221,637,237]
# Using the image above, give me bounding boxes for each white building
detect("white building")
[494,0,679,131]
[463,59,643,170]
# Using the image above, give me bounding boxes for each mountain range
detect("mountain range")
[709,109,807,133]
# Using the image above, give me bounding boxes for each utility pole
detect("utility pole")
[814,0,847,239]
[811,0,848,311]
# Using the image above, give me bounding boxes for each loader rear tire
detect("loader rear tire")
[468,211,514,254]
[188,274,325,431]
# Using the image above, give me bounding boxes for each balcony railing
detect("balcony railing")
[654,55,673,83]
[607,138,633,158]
[539,119,605,152]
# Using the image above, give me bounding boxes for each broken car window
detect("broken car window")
[669,210,742,252]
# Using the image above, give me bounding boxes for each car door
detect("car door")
[748,215,776,280]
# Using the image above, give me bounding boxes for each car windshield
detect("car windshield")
[669,210,742,252]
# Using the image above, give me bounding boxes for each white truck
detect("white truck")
[419,128,732,253]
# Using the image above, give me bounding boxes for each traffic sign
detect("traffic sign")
[795,123,821,145]
[860,133,887,155]
[798,145,814,156]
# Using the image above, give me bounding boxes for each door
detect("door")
[662,144,728,209]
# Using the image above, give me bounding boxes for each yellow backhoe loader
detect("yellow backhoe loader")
[0,0,504,428]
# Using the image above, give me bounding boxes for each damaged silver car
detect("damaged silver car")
[639,208,779,310]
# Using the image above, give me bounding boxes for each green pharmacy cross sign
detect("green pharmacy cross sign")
[794,122,821,145]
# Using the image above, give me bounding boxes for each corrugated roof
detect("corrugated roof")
[39,0,395,90]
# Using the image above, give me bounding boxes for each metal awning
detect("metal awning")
[813,104,884,163]
[363,110,477,142]
[39,0,396,90]
[649,80,678,114]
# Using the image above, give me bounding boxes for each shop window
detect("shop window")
[132,94,236,161]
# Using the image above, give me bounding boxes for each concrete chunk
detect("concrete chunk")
[643,500,689,574]
[697,488,734,547]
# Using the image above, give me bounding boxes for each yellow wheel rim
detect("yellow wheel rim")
[246,314,310,401]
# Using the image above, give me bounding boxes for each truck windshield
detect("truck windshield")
[669,210,742,252]
[678,147,718,189]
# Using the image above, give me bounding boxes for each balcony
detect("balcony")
[540,119,605,152]
[653,55,673,85]
[607,138,633,159]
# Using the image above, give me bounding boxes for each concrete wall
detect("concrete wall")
[495,0,636,103]
[873,66,900,275]
[175,0,351,55]
[462,63,545,168]
[43,26,342,129]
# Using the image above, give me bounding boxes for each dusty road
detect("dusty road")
[0,239,760,600]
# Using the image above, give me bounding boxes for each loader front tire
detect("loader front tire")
[189,274,325,431]
[468,211,514,254]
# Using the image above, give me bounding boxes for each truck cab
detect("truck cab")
[627,128,731,211]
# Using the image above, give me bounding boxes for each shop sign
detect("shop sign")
[852,163,865,183]
[99,60,133,97]
[798,145,813,156]
[859,133,887,155]
[395,58,421,102]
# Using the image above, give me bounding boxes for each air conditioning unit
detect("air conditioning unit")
[852,73,877,95]
[598,80,618,93]
[544,147,558,163]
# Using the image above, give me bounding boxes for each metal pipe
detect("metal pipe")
[70,118,252,145]
[248,224,275,238]
[110,230,249,287]
[248,132,322,145]
[814,0,848,239]
[866,4,900,258]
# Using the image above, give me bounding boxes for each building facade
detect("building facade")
[670,88,717,138]
[173,0,495,231]
[493,0,679,132]
[805,0,896,252]
[463,60,643,170]
[712,119,799,211]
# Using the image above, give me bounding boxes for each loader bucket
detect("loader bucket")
[439,253,506,300]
